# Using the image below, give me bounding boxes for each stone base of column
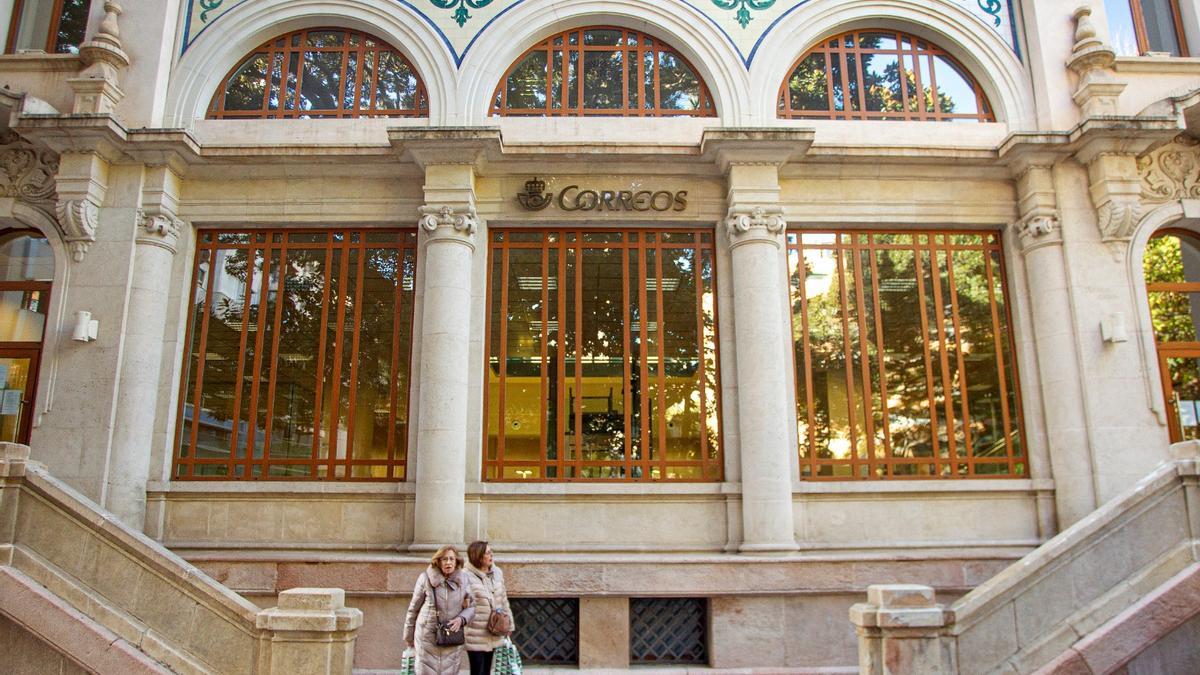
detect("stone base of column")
[738,542,800,555]
[256,588,363,675]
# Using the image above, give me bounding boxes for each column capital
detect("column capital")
[1011,162,1062,254]
[419,204,479,249]
[135,209,183,254]
[724,205,786,249]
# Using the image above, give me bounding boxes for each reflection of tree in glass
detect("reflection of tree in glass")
[795,238,1014,475]
[194,243,410,462]
[55,0,91,53]
[1146,235,1195,343]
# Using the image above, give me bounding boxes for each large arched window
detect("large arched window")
[491,27,716,117]
[207,28,428,119]
[778,29,994,122]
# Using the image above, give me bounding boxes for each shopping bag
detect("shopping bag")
[400,647,416,675]
[491,637,523,675]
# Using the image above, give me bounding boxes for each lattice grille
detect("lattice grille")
[510,598,578,664]
[630,598,707,664]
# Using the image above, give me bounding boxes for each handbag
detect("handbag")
[487,607,513,636]
[433,598,465,646]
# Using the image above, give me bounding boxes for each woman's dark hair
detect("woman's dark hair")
[467,540,490,568]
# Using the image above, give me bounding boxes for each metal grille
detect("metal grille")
[510,598,578,665]
[630,598,707,664]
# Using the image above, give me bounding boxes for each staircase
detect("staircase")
[0,443,362,674]
[851,442,1200,674]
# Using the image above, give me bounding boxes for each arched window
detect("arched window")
[491,27,716,117]
[207,28,428,119]
[0,230,53,444]
[778,29,995,122]
[1145,229,1200,441]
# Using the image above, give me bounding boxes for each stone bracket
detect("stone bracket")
[54,152,111,262]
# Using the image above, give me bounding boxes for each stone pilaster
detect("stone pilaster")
[1012,161,1097,528]
[724,162,797,554]
[105,165,183,528]
[411,164,478,551]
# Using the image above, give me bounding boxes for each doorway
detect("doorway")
[0,229,53,445]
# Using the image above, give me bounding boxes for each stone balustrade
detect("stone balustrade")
[0,443,362,674]
[851,442,1200,674]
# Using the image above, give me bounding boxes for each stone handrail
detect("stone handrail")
[0,443,361,674]
[851,442,1200,674]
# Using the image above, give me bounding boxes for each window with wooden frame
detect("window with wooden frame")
[779,29,995,122]
[1104,0,1188,56]
[174,229,418,481]
[1144,229,1200,442]
[6,0,90,54]
[491,27,716,117]
[0,230,54,446]
[788,231,1025,479]
[207,28,428,119]
[485,229,721,481]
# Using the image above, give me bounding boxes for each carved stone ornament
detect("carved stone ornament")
[136,209,182,253]
[1139,135,1200,202]
[0,131,59,208]
[419,204,478,236]
[725,205,787,241]
[70,1,130,114]
[56,199,99,262]
[1096,197,1143,242]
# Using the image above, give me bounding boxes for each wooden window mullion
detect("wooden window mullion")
[309,240,335,476]
[343,240,367,475]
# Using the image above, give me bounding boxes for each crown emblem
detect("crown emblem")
[517,177,553,211]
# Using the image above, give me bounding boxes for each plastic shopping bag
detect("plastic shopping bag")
[491,637,523,675]
[400,647,416,675]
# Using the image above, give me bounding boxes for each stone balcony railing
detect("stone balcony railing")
[851,441,1200,674]
[0,443,362,674]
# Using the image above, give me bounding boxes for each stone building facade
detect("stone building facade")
[0,0,1198,669]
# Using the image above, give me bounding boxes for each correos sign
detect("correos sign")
[517,177,688,213]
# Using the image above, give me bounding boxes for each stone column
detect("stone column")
[411,164,478,551]
[106,166,182,528]
[725,163,797,553]
[849,584,951,675]
[1012,163,1097,527]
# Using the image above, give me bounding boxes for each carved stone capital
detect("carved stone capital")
[725,205,787,248]
[1139,135,1200,202]
[1013,214,1062,252]
[135,209,182,254]
[419,205,478,248]
[56,199,99,262]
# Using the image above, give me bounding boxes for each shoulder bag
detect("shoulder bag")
[431,576,466,646]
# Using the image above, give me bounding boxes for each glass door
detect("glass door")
[0,348,39,443]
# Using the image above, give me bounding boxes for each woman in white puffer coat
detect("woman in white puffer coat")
[403,545,475,675]
[464,540,514,675]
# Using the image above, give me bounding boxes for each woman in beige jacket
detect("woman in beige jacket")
[464,540,514,675]
[403,545,475,675]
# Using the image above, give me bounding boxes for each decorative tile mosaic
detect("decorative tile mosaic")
[182,0,1017,66]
